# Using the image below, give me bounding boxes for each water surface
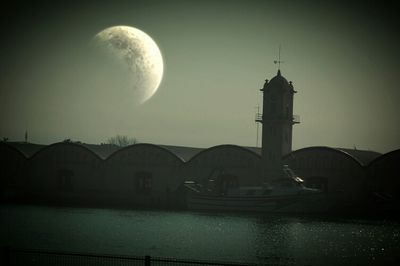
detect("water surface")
[1,204,399,265]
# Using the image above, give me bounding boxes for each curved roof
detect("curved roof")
[5,142,45,158]
[4,142,204,162]
[29,142,103,161]
[106,143,185,164]
[159,144,203,162]
[82,143,120,159]
[244,146,261,155]
[367,148,400,167]
[187,144,261,164]
[335,148,381,166]
[0,142,28,159]
[284,146,364,167]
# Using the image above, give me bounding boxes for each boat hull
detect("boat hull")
[186,193,332,213]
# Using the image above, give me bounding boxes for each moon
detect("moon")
[94,25,163,104]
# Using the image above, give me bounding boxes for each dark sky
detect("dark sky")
[1,0,399,153]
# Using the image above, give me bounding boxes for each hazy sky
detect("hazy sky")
[1,0,399,153]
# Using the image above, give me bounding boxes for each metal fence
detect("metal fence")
[2,247,264,266]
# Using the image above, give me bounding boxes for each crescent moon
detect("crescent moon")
[94,25,164,104]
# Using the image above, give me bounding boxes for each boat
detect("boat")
[184,166,324,213]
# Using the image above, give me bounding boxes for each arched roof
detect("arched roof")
[0,142,28,159]
[159,144,204,162]
[284,146,364,167]
[187,144,261,164]
[4,142,45,158]
[367,148,400,167]
[335,148,381,166]
[82,143,121,159]
[105,143,185,164]
[29,142,103,161]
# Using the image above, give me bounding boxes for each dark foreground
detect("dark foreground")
[3,247,260,266]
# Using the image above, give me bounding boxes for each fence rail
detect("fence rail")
[2,247,265,266]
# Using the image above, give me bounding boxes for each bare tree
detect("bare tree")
[106,135,137,147]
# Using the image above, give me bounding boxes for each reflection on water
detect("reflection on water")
[1,204,399,265]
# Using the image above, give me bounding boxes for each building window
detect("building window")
[135,172,152,194]
[57,169,73,192]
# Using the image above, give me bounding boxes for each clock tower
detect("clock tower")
[256,70,299,178]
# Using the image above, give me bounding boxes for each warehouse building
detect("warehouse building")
[0,70,394,213]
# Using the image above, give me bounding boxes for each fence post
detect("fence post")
[145,255,151,266]
[3,246,11,266]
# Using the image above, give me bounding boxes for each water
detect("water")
[1,204,399,265]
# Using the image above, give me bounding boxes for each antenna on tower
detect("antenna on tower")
[273,45,284,70]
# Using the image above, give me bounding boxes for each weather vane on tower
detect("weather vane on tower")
[273,45,284,71]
